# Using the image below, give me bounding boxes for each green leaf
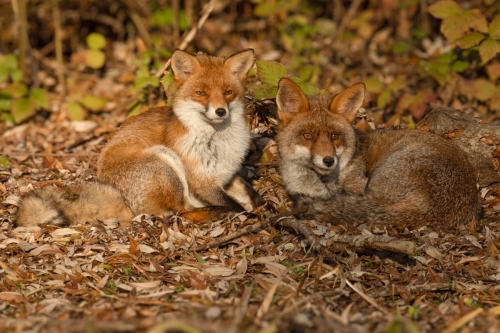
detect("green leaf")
[315,18,336,36]
[30,88,49,109]
[85,50,106,69]
[455,32,485,49]
[81,95,107,112]
[160,71,174,92]
[0,62,8,82]
[463,9,488,33]
[256,60,287,87]
[377,91,391,109]
[363,77,384,94]
[67,101,84,121]
[451,60,470,72]
[441,13,469,42]
[247,83,277,100]
[428,1,462,19]
[0,98,10,111]
[471,79,496,101]
[11,98,35,123]
[387,78,406,91]
[3,82,28,99]
[479,38,500,64]
[489,16,500,40]
[0,155,10,168]
[5,54,18,70]
[290,77,321,96]
[86,33,106,50]
[10,68,23,82]
[254,2,278,17]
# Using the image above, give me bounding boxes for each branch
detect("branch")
[326,234,417,256]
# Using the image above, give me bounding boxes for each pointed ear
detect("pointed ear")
[329,82,365,123]
[224,49,255,80]
[276,78,309,125]
[170,50,201,81]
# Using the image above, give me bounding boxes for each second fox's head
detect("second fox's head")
[170,49,255,126]
[275,78,365,176]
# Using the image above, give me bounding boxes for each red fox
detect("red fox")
[275,78,480,228]
[16,49,264,226]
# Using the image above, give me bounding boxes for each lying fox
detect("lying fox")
[16,49,264,226]
[275,78,480,228]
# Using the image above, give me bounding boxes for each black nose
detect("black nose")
[215,108,226,117]
[323,156,335,167]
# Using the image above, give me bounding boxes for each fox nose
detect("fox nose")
[323,156,335,167]
[215,108,226,117]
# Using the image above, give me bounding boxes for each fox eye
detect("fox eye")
[303,133,313,140]
[196,90,206,96]
[331,133,340,140]
[225,90,233,95]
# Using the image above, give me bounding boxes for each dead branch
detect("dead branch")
[367,282,455,298]
[326,234,417,256]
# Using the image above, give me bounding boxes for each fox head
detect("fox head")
[275,78,365,176]
[170,49,255,126]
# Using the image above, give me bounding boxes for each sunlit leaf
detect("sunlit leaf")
[479,38,500,64]
[470,79,496,101]
[463,9,488,33]
[81,95,107,112]
[67,101,84,121]
[256,60,287,87]
[441,13,469,42]
[291,76,321,96]
[363,77,384,94]
[377,91,391,109]
[455,32,485,49]
[428,1,462,19]
[247,83,277,100]
[11,98,35,123]
[490,16,500,39]
[4,82,28,99]
[10,68,23,83]
[30,88,49,109]
[86,32,106,50]
[85,50,106,69]
[0,155,10,168]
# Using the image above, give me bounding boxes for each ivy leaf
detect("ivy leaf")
[463,9,488,33]
[256,60,287,87]
[489,16,500,40]
[455,32,485,49]
[290,76,321,96]
[441,13,469,42]
[86,33,106,50]
[428,1,462,19]
[363,77,384,94]
[81,95,107,112]
[30,88,49,109]
[470,79,496,101]
[479,38,500,64]
[377,90,391,109]
[247,83,277,100]
[67,101,84,121]
[160,71,174,92]
[85,49,106,69]
[451,60,470,72]
[11,98,35,123]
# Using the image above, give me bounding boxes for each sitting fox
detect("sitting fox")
[275,78,480,228]
[16,49,264,226]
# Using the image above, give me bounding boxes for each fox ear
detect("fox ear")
[276,78,309,125]
[224,49,255,80]
[171,50,201,81]
[329,82,365,123]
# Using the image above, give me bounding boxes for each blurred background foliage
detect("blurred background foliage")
[0,0,499,130]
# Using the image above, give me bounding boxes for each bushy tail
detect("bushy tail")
[15,182,133,227]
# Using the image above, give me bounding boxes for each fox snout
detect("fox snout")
[207,104,229,123]
[312,154,338,175]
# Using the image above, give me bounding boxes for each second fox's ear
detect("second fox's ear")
[171,50,201,81]
[329,83,365,123]
[276,78,309,125]
[224,49,255,80]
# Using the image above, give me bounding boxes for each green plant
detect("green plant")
[85,32,107,69]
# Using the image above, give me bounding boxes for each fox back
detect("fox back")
[275,78,480,228]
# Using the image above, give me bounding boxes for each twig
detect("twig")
[345,279,390,315]
[117,0,217,113]
[51,0,66,95]
[11,0,28,76]
[336,0,362,38]
[326,234,417,256]
[367,282,456,298]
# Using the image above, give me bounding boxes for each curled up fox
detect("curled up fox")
[275,78,480,228]
[16,49,264,226]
